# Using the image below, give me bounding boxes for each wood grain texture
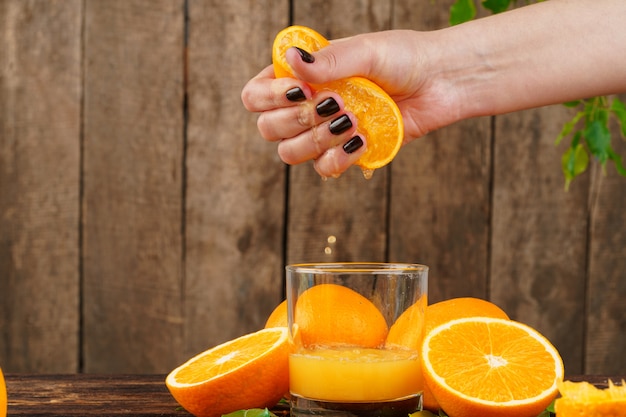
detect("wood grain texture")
[286,1,393,265]
[0,0,624,376]
[4,373,621,416]
[183,0,289,358]
[390,0,492,303]
[0,0,82,372]
[585,94,626,374]
[81,0,185,373]
[490,106,589,375]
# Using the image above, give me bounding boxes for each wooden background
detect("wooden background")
[1,0,624,376]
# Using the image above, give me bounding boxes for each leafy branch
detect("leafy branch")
[448,0,626,189]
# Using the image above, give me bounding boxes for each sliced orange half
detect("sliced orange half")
[421,317,564,417]
[165,327,290,417]
[272,25,403,172]
[272,25,330,79]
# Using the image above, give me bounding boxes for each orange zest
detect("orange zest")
[555,379,626,417]
[421,317,564,417]
[293,283,388,349]
[272,25,404,172]
[165,327,290,417]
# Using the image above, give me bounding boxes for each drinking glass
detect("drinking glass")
[286,263,428,417]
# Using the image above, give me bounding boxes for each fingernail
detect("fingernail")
[343,136,364,154]
[286,87,306,102]
[295,47,315,63]
[329,114,353,135]
[316,97,340,117]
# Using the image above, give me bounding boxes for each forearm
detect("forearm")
[432,0,626,120]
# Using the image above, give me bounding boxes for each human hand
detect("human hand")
[241,30,461,177]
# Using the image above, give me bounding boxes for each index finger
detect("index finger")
[241,65,313,112]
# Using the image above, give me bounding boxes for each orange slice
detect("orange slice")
[272,25,404,172]
[421,317,564,417]
[272,25,330,79]
[385,297,510,412]
[555,379,626,417]
[165,327,290,417]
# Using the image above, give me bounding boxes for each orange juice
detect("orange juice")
[289,347,423,402]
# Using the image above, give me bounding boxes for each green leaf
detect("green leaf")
[450,0,476,25]
[608,148,626,176]
[555,111,584,145]
[482,0,511,14]
[561,141,589,191]
[584,119,612,164]
[563,100,582,108]
[610,96,626,138]
[222,408,276,417]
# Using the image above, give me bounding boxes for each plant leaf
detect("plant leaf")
[450,0,476,25]
[481,0,511,14]
[561,141,589,191]
[555,111,584,145]
[610,96,626,138]
[608,148,626,177]
[222,408,276,417]
[563,100,582,108]
[584,119,611,164]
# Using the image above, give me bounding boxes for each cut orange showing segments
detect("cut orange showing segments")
[386,297,510,412]
[555,379,626,417]
[272,25,404,172]
[165,327,290,417]
[272,25,330,79]
[421,317,564,417]
[294,283,388,348]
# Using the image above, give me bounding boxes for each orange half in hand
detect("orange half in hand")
[272,25,404,172]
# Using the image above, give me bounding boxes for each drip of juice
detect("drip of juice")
[289,347,423,402]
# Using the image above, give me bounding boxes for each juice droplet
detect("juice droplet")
[361,168,374,179]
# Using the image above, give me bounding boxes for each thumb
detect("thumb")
[286,35,373,85]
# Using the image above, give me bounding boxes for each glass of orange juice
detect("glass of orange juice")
[286,263,428,417]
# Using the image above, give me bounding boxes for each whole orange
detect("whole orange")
[294,283,388,349]
[264,300,287,328]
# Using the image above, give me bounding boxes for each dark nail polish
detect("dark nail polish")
[295,47,315,63]
[343,136,364,154]
[316,98,340,117]
[286,87,306,102]
[329,114,353,135]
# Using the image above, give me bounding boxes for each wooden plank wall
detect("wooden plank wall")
[1,0,624,377]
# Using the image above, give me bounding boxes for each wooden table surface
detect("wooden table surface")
[4,374,622,416]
